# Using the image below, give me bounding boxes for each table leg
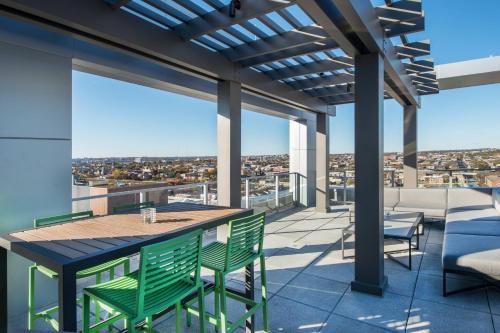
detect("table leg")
[408,241,412,271]
[58,267,77,332]
[0,248,7,333]
[245,263,255,333]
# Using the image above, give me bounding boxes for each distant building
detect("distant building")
[485,175,500,187]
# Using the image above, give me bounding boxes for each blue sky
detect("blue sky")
[72,0,500,158]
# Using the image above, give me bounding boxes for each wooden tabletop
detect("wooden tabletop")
[1,202,251,270]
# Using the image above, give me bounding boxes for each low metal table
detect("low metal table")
[341,211,424,270]
[0,202,254,333]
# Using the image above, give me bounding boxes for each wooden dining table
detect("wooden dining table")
[0,202,254,332]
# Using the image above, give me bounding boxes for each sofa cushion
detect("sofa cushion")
[384,188,400,210]
[447,188,493,212]
[394,205,446,219]
[442,233,500,278]
[398,188,447,209]
[445,220,500,237]
[446,208,500,223]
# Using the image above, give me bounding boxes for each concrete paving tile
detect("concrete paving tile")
[384,251,423,272]
[418,253,444,277]
[320,314,391,333]
[414,273,490,313]
[304,252,354,284]
[406,298,495,333]
[493,315,500,333]
[278,272,348,311]
[265,248,323,272]
[254,295,330,333]
[297,229,343,247]
[279,219,331,233]
[254,266,298,294]
[316,220,350,231]
[333,290,411,331]
[270,230,310,243]
[423,242,443,257]
[386,269,418,297]
[426,228,444,245]
[487,287,500,315]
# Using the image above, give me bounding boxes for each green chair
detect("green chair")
[112,201,155,214]
[83,229,206,333]
[28,211,130,331]
[185,212,269,333]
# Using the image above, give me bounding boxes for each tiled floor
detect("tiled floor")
[10,206,500,332]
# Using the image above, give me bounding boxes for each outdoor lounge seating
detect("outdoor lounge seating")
[441,188,500,295]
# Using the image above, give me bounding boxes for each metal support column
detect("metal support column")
[351,52,388,296]
[217,80,242,208]
[316,112,330,212]
[403,105,418,188]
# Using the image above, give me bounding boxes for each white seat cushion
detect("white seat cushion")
[442,233,500,278]
[447,188,493,211]
[446,208,500,223]
[445,220,500,237]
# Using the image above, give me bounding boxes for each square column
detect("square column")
[316,113,330,212]
[403,105,418,188]
[289,113,317,207]
[217,80,242,208]
[351,52,387,296]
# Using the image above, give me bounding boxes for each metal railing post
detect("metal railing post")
[202,184,209,205]
[139,191,146,203]
[392,170,396,187]
[275,175,280,210]
[245,178,250,209]
[343,170,347,201]
[449,170,453,188]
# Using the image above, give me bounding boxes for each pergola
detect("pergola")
[0,0,439,330]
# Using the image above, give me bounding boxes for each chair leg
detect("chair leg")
[127,319,137,333]
[260,255,269,333]
[198,285,206,333]
[145,316,153,333]
[176,302,182,333]
[83,294,90,333]
[28,265,36,330]
[219,273,228,333]
[95,272,101,324]
[214,273,221,332]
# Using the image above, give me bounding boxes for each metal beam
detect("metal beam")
[404,59,434,74]
[351,52,387,296]
[105,0,130,9]
[0,0,326,112]
[436,56,500,90]
[266,57,353,80]
[174,0,295,41]
[240,39,339,67]
[306,85,353,98]
[395,40,430,59]
[222,25,329,62]
[299,0,419,106]
[287,73,354,90]
[403,104,418,188]
[382,16,425,37]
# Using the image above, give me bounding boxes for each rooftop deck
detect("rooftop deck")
[12,206,499,333]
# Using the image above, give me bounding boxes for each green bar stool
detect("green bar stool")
[112,201,155,214]
[28,211,130,331]
[82,229,206,333]
[185,212,269,333]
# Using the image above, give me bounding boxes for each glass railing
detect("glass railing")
[72,172,301,216]
[329,168,500,204]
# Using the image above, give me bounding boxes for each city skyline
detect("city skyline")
[72,0,500,158]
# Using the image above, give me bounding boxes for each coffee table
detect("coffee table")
[341,211,424,270]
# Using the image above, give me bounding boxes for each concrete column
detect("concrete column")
[289,113,316,207]
[0,40,72,320]
[351,53,387,296]
[217,80,241,208]
[403,105,418,188]
[316,113,330,212]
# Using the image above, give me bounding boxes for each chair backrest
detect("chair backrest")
[112,201,155,214]
[34,210,93,228]
[225,212,266,271]
[136,229,203,317]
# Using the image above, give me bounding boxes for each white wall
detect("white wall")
[0,40,72,323]
[289,115,317,206]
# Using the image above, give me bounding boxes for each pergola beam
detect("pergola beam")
[382,16,425,37]
[0,0,326,112]
[287,73,354,90]
[174,0,296,41]
[266,57,353,81]
[240,39,339,67]
[306,85,353,98]
[395,40,430,59]
[223,25,329,62]
[105,0,130,9]
[299,0,419,106]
